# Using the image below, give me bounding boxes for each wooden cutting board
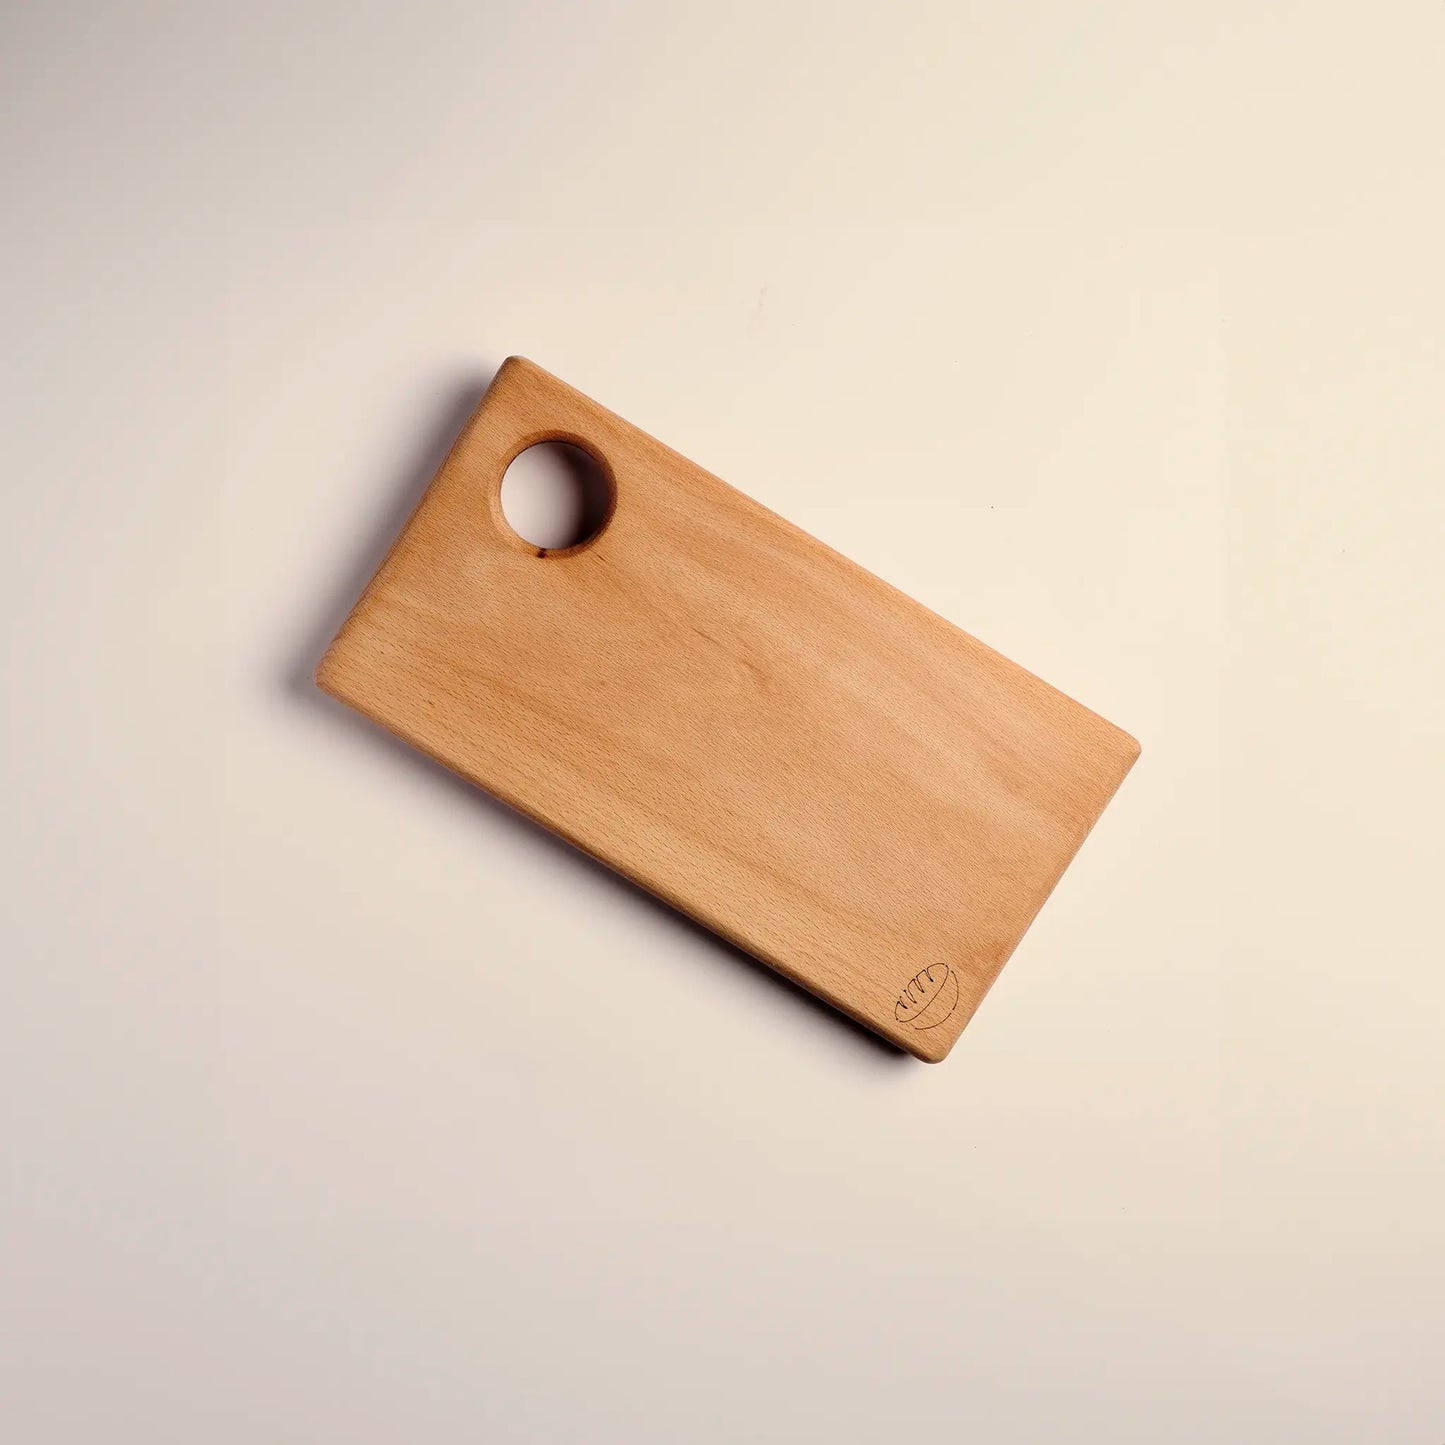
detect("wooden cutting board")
[317,358,1139,1061]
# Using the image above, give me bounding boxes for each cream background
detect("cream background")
[2,2,1442,1439]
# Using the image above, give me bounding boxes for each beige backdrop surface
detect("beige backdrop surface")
[2,2,1442,1440]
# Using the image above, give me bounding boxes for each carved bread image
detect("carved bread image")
[894,965,960,1030]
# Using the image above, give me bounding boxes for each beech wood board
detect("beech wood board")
[317,358,1140,1061]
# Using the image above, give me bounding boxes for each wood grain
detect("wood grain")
[317,358,1139,1061]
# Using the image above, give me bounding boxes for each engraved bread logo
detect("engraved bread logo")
[894,964,959,1030]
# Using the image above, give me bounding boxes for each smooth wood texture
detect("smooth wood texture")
[317,358,1139,1061]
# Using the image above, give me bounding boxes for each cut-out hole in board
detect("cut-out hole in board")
[499,442,611,551]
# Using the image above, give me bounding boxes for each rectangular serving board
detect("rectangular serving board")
[317,358,1139,1061]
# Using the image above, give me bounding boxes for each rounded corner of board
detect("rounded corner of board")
[902,1033,957,1065]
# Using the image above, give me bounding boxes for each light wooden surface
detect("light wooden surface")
[318,358,1138,1059]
